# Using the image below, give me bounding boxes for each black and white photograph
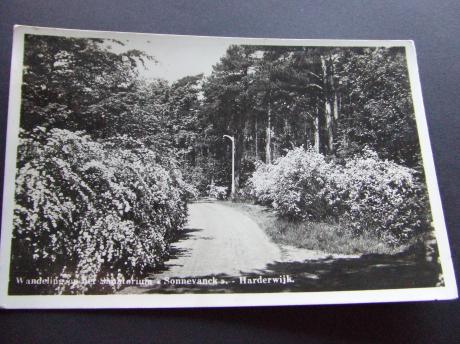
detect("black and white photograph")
[0,26,456,308]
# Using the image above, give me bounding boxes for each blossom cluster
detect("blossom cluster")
[249,147,430,243]
[207,182,228,200]
[12,128,189,294]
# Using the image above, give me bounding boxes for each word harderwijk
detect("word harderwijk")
[239,275,294,285]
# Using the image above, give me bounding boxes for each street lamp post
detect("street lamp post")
[223,135,235,199]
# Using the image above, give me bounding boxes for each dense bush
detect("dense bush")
[12,128,189,294]
[207,182,228,200]
[250,148,335,220]
[337,149,430,243]
[249,147,430,244]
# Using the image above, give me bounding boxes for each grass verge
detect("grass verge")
[221,200,415,255]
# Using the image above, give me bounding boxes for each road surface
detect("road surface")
[118,201,355,293]
[117,201,438,294]
[158,201,283,277]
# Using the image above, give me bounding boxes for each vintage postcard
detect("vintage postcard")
[0,26,457,308]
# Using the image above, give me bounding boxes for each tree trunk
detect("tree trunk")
[266,100,272,164]
[234,132,243,192]
[333,91,339,121]
[325,101,333,153]
[321,56,334,154]
[313,105,320,153]
[255,115,259,160]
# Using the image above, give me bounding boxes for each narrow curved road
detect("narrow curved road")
[118,201,360,293]
[118,201,438,294]
[158,201,283,277]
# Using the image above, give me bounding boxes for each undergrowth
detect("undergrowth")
[222,201,422,256]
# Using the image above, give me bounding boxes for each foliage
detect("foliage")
[197,44,423,192]
[21,35,153,136]
[207,183,228,200]
[249,147,430,243]
[12,128,188,294]
[250,148,334,220]
[335,48,421,168]
[336,149,430,243]
[224,202,405,255]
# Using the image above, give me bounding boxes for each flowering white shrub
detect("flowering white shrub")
[337,149,429,243]
[208,182,228,200]
[249,147,430,244]
[250,148,336,220]
[12,128,189,294]
[249,160,278,205]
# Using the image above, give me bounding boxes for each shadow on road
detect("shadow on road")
[261,251,442,292]
[140,248,442,294]
[120,204,443,295]
[172,227,208,241]
[152,227,214,276]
